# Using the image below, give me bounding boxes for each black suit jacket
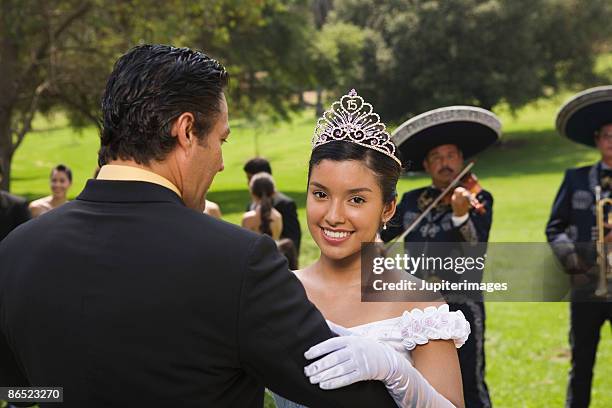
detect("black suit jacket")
[0,190,30,242]
[0,180,394,407]
[273,191,302,252]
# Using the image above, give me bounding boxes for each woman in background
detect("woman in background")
[29,164,72,218]
[204,200,222,219]
[242,172,283,240]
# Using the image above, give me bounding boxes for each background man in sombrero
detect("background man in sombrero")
[382,106,501,408]
[546,85,612,408]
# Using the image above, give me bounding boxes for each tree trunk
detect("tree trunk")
[0,109,12,191]
[315,86,324,118]
[0,0,18,192]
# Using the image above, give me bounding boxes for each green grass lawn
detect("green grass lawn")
[8,93,612,407]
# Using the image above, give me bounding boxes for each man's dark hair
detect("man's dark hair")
[243,157,272,175]
[51,164,73,183]
[98,44,229,166]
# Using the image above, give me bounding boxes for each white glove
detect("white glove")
[304,323,456,407]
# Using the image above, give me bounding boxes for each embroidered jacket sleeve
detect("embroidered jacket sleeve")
[545,170,586,273]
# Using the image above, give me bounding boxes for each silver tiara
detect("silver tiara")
[312,89,402,166]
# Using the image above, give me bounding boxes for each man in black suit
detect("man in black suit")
[244,157,302,253]
[0,45,395,407]
[0,162,31,242]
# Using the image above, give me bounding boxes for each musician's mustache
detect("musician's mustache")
[438,167,454,175]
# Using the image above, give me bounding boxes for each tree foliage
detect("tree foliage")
[1,0,611,190]
[324,0,612,121]
[0,0,315,190]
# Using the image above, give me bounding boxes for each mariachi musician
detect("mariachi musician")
[381,106,501,408]
[546,85,612,408]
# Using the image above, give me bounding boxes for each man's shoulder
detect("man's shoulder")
[566,164,593,177]
[5,199,263,255]
[274,191,296,206]
[170,204,264,247]
[561,165,594,186]
[399,186,428,201]
[0,190,27,207]
[478,188,493,200]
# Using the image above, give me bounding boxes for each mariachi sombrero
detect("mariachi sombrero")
[392,106,502,171]
[556,85,612,147]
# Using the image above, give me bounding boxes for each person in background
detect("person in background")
[242,172,283,240]
[382,106,501,408]
[244,157,301,252]
[204,199,222,219]
[276,238,298,270]
[29,164,72,218]
[0,161,31,242]
[547,85,612,408]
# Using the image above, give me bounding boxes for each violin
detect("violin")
[438,171,486,215]
[390,162,486,245]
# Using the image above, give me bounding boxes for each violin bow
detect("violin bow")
[385,161,475,248]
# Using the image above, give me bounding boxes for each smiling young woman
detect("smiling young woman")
[272,90,469,408]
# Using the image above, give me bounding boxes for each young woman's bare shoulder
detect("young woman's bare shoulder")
[292,267,307,282]
[29,196,52,217]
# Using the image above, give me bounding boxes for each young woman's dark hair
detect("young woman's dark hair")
[51,164,73,182]
[276,238,298,270]
[98,44,229,166]
[308,142,401,204]
[249,172,276,237]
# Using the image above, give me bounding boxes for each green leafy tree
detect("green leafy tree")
[0,0,93,190]
[0,0,189,190]
[0,0,317,190]
[325,0,612,121]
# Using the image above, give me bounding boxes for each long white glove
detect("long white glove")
[303,322,457,408]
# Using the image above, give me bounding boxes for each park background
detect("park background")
[2,1,612,407]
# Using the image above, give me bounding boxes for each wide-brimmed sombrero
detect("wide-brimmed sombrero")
[556,85,612,147]
[391,106,502,171]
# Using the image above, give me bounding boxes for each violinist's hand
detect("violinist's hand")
[451,186,471,217]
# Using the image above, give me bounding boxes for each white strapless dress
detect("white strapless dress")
[272,304,470,408]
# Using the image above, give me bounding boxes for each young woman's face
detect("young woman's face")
[50,170,71,197]
[307,159,394,261]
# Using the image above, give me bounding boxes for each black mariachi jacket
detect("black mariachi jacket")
[381,186,494,244]
[381,186,493,296]
[545,162,612,299]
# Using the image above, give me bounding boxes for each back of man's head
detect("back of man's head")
[243,157,272,176]
[98,44,229,167]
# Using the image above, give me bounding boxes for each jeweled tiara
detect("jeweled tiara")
[312,89,402,166]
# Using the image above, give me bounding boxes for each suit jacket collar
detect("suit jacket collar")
[77,179,185,205]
